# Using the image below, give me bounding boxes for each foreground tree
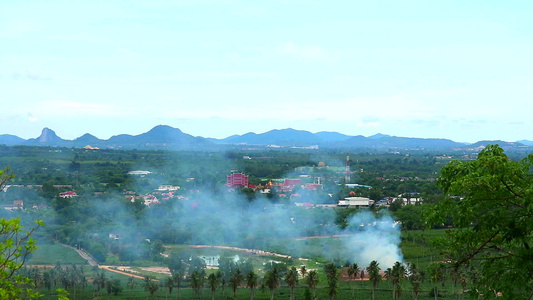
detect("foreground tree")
[426,145,533,299]
[1,167,43,299]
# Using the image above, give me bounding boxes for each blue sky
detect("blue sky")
[1,1,532,142]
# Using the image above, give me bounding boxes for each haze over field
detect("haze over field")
[1,1,532,143]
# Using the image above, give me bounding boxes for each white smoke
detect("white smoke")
[342,210,403,268]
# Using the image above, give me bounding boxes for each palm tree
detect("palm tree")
[207,273,220,300]
[324,263,338,281]
[284,267,299,300]
[324,264,339,300]
[328,276,339,300]
[347,263,360,296]
[142,277,159,298]
[306,270,319,299]
[408,263,424,300]
[366,260,381,300]
[147,282,159,298]
[229,268,244,299]
[246,270,259,300]
[264,269,280,300]
[385,261,407,300]
[429,263,445,300]
[300,265,307,279]
[165,276,174,299]
[190,271,204,299]
[172,272,181,299]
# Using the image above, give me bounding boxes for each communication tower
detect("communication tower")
[345,152,350,183]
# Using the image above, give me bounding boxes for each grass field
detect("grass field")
[27,243,87,265]
[29,230,466,299]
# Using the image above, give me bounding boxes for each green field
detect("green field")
[25,230,467,299]
[28,243,87,265]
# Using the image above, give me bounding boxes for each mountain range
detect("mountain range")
[1,125,531,151]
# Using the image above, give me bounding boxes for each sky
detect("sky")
[1,0,532,143]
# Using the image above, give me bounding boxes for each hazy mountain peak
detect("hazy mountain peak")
[368,133,391,139]
[36,128,61,143]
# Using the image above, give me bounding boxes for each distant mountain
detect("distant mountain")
[0,134,25,146]
[516,140,533,146]
[106,125,211,149]
[334,135,464,149]
[469,140,525,148]
[25,128,69,146]
[220,128,323,146]
[73,133,103,146]
[368,133,392,139]
[1,125,531,151]
[314,131,351,142]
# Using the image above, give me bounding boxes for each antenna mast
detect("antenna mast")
[345,152,350,183]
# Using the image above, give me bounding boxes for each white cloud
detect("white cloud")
[27,113,38,122]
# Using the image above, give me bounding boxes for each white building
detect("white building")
[156,185,180,191]
[338,197,374,208]
[128,170,152,176]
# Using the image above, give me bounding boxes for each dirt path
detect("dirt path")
[294,233,358,240]
[187,245,292,259]
[99,266,155,280]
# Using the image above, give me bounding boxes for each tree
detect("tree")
[229,268,244,299]
[284,267,299,300]
[429,263,445,300]
[0,167,43,299]
[165,276,174,298]
[384,261,407,300]
[142,276,158,298]
[426,145,533,298]
[347,263,360,296]
[408,263,424,300]
[190,271,204,299]
[172,272,182,299]
[306,270,319,299]
[207,273,219,300]
[299,265,307,279]
[264,269,280,300]
[366,260,381,300]
[324,263,339,300]
[246,270,258,300]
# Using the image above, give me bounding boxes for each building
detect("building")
[338,197,374,208]
[227,173,249,188]
[156,185,180,191]
[128,170,152,176]
[59,191,78,198]
[3,200,24,210]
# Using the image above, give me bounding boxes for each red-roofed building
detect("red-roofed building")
[304,184,323,190]
[227,173,249,188]
[59,191,78,198]
[284,179,302,187]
